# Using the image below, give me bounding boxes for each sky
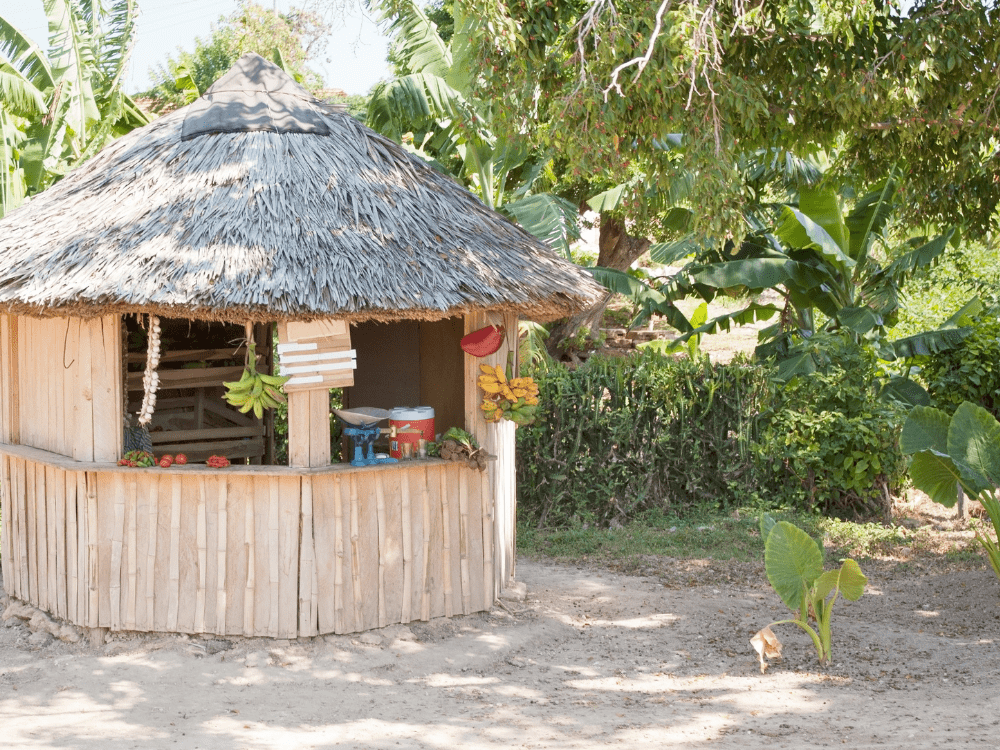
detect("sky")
[3,0,392,95]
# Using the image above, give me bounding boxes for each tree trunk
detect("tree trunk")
[546,213,651,361]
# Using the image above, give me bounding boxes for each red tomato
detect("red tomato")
[174,454,188,465]
[159,457,173,468]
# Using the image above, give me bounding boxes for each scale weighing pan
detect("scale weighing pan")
[334,407,391,426]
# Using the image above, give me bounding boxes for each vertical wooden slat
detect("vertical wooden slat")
[0,315,10,444]
[126,475,139,630]
[92,316,122,462]
[268,476,280,637]
[25,461,37,604]
[481,469,495,607]
[196,479,208,633]
[298,476,316,635]
[53,466,67,619]
[333,474,346,633]
[167,476,182,632]
[349,474,366,630]
[0,456,12,597]
[381,471,404,626]
[244,479,256,636]
[65,472,78,623]
[62,318,79,459]
[309,389,330,467]
[16,459,29,600]
[74,319,95,462]
[8,316,19,445]
[400,469,413,623]
[223,475,249,636]
[216,476,228,635]
[86,472,99,628]
[109,473,126,630]
[311,475,336,635]
[277,476,300,638]
[287,392,311,468]
[51,319,66,456]
[76,473,89,625]
[45,465,57,613]
[375,473,388,628]
[458,468,472,614]
[18,317,30,447]
[34,463,48,610]
[420,467,432,622]
[145,475,159,629]
[439,467,453,615]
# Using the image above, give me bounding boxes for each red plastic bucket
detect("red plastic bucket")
[389,406,435,459]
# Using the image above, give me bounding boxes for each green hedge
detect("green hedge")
[515,351,770,527]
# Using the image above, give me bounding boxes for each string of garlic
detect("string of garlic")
[137,315,161,426]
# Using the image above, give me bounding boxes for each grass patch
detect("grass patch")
[517,509,913,569]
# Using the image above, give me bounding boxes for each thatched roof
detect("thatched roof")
[0,54,603,323]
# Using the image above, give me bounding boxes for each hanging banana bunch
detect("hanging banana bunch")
[137,315,161,427]
[223,340,291,419]
[478,363,540,426]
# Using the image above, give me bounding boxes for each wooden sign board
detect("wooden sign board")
[277,320,355,391]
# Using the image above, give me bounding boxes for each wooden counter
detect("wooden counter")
[0,443,495,638]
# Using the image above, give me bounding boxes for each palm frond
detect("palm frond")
[0,58,46,116]
[0,13,54,89]
[385,0,452,79]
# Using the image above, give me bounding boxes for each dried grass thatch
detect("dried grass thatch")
[0,54,604,324]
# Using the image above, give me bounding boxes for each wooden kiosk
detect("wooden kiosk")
[0,55,601,638]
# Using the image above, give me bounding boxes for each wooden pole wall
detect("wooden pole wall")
[1,449,492,636]
[464,312,517,595]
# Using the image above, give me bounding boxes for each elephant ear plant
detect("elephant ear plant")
[900,401,1000,580]
[752,514,867,672]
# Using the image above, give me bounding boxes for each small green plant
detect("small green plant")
[752,514,867,672]
[901,401,1000,580]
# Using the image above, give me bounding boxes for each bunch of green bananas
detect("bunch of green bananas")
[223,343,291,419]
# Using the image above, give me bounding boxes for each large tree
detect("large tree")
[445,0,1000,241]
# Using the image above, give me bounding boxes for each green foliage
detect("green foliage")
[0,0,150,216]
[515,350,770,527]
[752,338,907,519]
[756,514,867,668]
[465,0,1000,240]
[918,314,1000,417]
[901,401,1000,580]
[141,2,328,109]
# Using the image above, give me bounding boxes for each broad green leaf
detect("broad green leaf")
[845,178,896,259]
[948,402,1000,491]
[587,183,629,212]
[773,352,817,381]
[173,63,200,104]
[888,327,971,359]
[385,0,453,79]
[908,450,961,507]
[0,59,46,115]
[759,513,777,541]
[942,296,984,327]
[588,266,665,305]
[649,237,701,265]
[689,258,794,290]
[776,206,855,272]
[505,193,580,259]
[798,187,850,255]
[662,302,780,345]
[900,405,950,455]
[882,232,952,281]
[837,559,867,601]
[836,306,881,335]
[878,377,930,408]
[813,568,842,602]
[764,521,824,613]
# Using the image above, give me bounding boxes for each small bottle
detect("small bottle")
[401,442,413,460]
[418,439,428,459]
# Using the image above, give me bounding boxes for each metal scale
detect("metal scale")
[333,408,399,467]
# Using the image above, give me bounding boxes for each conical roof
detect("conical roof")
[0,54,603,323]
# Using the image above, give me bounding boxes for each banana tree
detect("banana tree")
[593,177,962,369]
[368,0,583,260]
[0,0,149,216]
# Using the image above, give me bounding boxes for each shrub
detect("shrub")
[751,340,907,519]
[918,315,1000,417]
[515,350,770,527]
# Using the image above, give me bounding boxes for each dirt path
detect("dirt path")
[3,545,999,749]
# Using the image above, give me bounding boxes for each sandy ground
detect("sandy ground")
[3,501,1000,750]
